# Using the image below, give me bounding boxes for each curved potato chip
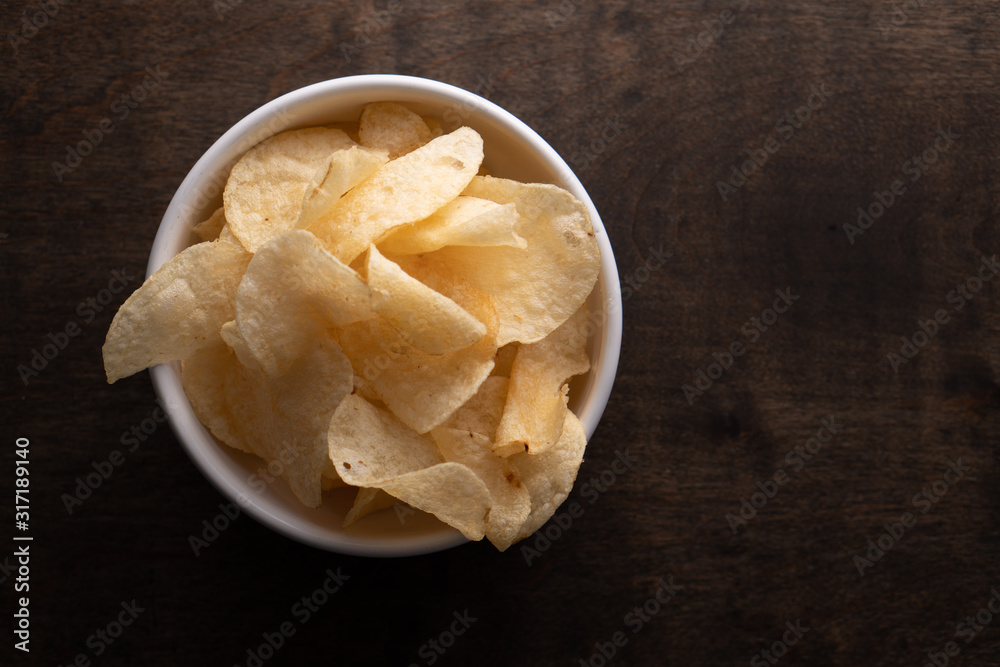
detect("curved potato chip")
[378,464,490,540]
[103,238,251,383]
[367,245,485,355]
[338,317,496,433]
[342,487,397,527]
[442,376,509,440]
[431,427,529,551]
[509,410,587,540]
[359,102,433,159]
[235,230,372,376]
[308,126,484,264]
[193,207,226,242]
[495,304,592,457]
[491,343,519,377]
[423,116,443,138]
[297,145,388,229]
[377,196,525,255]
[409,175,599,346]
[327,395,490,539]
[224,128,356,252]
[212,333,352,508]
[181,343,246,452]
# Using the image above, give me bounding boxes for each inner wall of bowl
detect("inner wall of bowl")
[149,75,621,556]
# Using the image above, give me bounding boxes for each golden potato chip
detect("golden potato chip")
[342,487,397,527]
[328,395,490,539]
[219,320,261,372]
[224,128,356,252]
[204,331,352,507]
[308,126,484,264]
[494,305,591,457]
[103,238,251,383]
[339,317,495,433]
[193,207,226,242]
[431,427,529,551]
[359,102,434,159]
[181,343,246,452]
[509,410,587,540]
[367,244,485,355]
[405,175,599,346]
[442,376,509,440]
[297,146,388,229]
[490,343,519,377]
[377,196,525,255]
[423,116,443,138]
[377,463,490,540]
[235,230,372,376]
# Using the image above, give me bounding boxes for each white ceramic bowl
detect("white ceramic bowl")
[148,74,622,557]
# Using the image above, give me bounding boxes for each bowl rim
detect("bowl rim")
[147,74,623,557]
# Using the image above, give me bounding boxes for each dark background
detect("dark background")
[3,1,1000,665]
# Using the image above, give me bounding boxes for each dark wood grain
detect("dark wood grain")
[3,1,1000,665]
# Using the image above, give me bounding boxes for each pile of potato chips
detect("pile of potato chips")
[103,102,601,551]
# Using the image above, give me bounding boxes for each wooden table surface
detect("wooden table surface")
[3,1,999,665]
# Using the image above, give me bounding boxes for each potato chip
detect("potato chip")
[404,176,599,346]
[308,126,484,264]
[328,395,490,539]
[359,102,434,159]
[431,427,529,551]
[297,146,388,229]
[103,238,251,383]
[377,464,490,540]
[423,116,444,139]
[367,244,485,355]
[377,196,525,255]
[339,317,495,434]
[490,343,519,377]
[193,207,226,242]
[235,230,372,376]
[224,128,356,252]
[219,320,261,372]
[442,376,508,440]
[342,487,397,527]
[203,332,352,507]
[181,343,246,452]
[509,410,587,540]
[494,304,591,457]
